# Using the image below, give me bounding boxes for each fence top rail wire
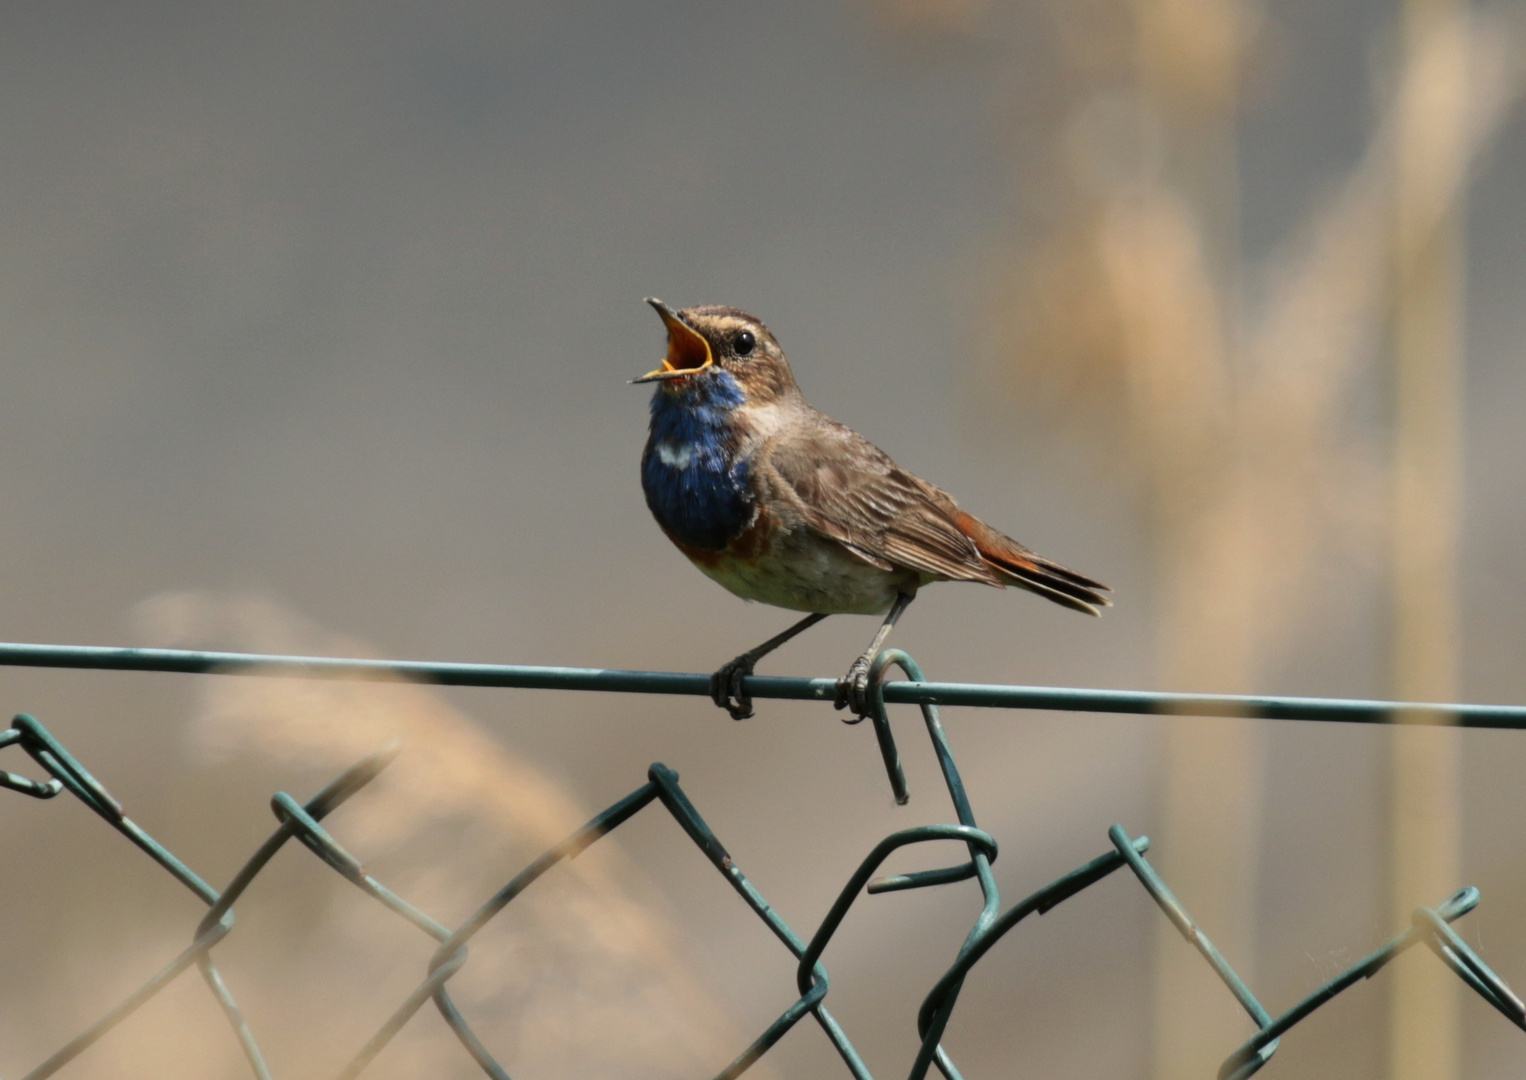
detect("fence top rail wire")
[0,640,1522,728]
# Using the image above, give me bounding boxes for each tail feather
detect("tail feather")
[952,511,1112,616]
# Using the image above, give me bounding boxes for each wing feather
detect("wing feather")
[758,414,997,584]
[753,409,1112,613]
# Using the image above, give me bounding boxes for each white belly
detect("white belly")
[692,530,917,615]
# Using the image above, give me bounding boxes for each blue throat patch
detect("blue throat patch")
[642,372,754,550]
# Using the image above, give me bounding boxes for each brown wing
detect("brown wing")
[757,412,1112,614]
[756,415,1001,585]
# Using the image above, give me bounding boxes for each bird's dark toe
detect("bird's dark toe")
[833,658,873,723]
[711,656,756,721]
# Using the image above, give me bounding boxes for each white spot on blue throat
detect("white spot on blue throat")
[656,440,694,469]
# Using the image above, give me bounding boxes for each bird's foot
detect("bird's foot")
[711,655,757,720]
[833,655,874,723]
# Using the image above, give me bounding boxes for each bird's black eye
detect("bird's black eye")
[733,330,756,357]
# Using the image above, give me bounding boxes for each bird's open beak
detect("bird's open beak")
[632,298,713,383]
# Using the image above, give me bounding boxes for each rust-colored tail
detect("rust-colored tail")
[953,512,1112,616]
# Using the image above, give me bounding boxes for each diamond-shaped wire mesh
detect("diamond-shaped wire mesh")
[1,641,1524,1079]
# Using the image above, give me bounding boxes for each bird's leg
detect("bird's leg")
[712,612,830,720]
[834,592,916,721]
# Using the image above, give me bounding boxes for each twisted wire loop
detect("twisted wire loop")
[1,643,1524,1079]
[858,653,1526,1080]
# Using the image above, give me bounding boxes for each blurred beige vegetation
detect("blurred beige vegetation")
[872,0,1522,1076]
[31,589,776,1080]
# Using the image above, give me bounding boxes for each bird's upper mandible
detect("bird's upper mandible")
[633,299,799,406]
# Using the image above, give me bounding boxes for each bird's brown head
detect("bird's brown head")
[633,299,798,403]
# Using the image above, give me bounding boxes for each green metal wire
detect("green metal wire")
[0,640,1522,1080]
[0,640,1524,728]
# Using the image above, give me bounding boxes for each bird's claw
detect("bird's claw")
[711,656,756,720]
[833,656,873,723]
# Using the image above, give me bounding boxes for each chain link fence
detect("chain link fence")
[2,641,1525,1079]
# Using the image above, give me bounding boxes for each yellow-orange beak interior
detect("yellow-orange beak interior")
[636,298,713,382]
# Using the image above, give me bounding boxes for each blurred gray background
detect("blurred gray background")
[0,1,1522,1078]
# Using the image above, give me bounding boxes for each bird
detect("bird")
[633,299,1110,721]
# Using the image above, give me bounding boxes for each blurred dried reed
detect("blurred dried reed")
[862,0,1520,1075]
[122,589,774,1080]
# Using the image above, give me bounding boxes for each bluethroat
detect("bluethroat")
[634,300,1110,720]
